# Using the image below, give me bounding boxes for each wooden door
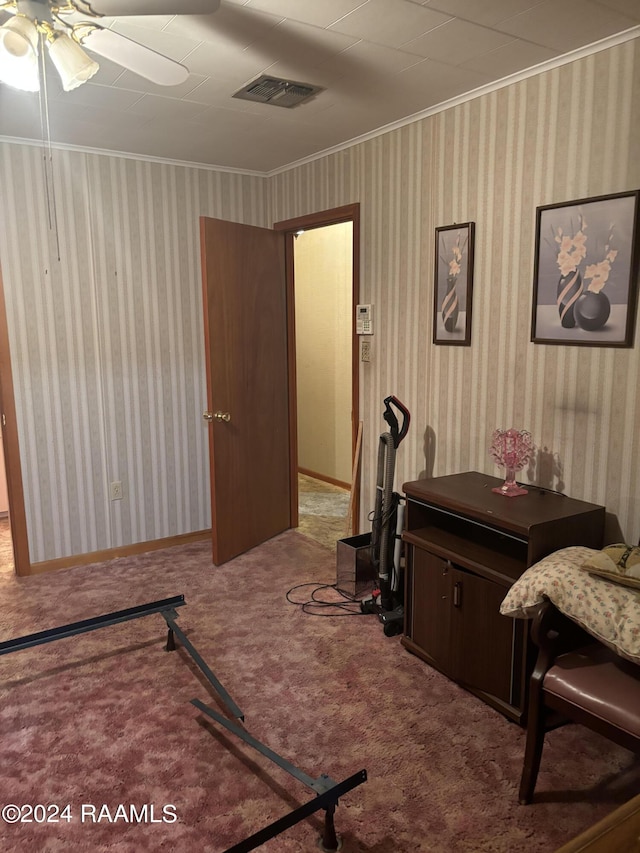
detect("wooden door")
[0,261,29,574]
[200,217,290,565]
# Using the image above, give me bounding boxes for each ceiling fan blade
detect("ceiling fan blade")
[78,27,189,86]
[72,0,220,16]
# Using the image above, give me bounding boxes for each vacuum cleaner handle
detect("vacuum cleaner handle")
[383,395,411,448]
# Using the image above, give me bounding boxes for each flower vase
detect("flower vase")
[442,275,459,332]
[574,290,610,331]
[556,270,583,329]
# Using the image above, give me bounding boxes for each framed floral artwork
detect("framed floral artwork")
[531,190,640,347]
[433,221,475,345]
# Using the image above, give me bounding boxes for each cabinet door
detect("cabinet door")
[450,566,513,704]
[411,549,452,673]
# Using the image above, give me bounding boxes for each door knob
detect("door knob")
[203,411,213,422]
[214,411,231,422]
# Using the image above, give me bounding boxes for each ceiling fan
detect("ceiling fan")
[0,0,220,92]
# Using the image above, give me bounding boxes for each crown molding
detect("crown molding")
[0,135,267,178]
[266,25,640,178]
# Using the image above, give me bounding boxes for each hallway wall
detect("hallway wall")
[294,223,352,485]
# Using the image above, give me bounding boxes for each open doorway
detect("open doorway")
[294,223,353,549]
[274,204,360,552]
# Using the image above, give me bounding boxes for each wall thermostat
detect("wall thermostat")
[356,303,373,334]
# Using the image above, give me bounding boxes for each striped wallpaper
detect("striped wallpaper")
[0,148,268,561]
[269,38,640,545]
[0,36,638,565]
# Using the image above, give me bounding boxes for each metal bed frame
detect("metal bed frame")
[0,595,366,851]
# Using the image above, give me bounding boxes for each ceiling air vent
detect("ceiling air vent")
[233,75,323,108]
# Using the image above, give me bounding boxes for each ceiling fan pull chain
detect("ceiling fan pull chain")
[37,29,61,262]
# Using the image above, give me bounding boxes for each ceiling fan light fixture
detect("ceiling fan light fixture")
[0,14,40,92]
[47,31,99,91]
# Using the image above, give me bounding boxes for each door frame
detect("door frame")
[273,203,360,531]
[0,261,30,575]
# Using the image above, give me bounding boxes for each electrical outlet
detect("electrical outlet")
[110,481,123,501]
[361,339,371,362]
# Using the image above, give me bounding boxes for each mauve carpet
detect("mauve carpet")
[0,530,638,852]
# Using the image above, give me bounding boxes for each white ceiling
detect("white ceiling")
[1,0,638,174]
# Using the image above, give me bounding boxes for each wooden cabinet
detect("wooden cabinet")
[409,548,514,707]
[402,471,605,724]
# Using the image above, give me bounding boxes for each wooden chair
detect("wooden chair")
[519,599,640,805]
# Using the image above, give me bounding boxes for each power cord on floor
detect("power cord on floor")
[286,581,370,616]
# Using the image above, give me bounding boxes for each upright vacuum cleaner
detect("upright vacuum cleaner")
[361,395,410,636]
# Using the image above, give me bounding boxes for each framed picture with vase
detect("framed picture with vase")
[531,190,640,347]
[433,221,475,345]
